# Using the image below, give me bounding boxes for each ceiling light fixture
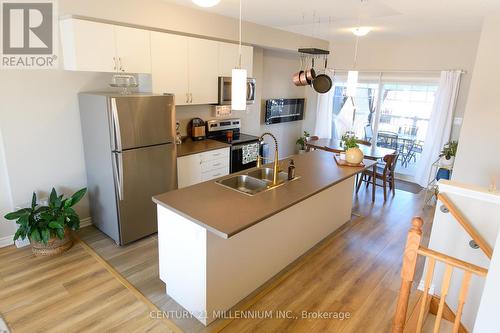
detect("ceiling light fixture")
[351,26,371,37]
[192,0,220,8]
[231,0,247,111]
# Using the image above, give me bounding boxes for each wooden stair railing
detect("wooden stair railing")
[437,193,492,259]
[392,217,488,333]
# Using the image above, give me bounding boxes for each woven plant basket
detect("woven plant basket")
[31,228,73,257]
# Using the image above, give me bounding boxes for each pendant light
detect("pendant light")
[192,0,220,8]
[346,0,368,98]
[346,31,360,98]
[231,0,247,111]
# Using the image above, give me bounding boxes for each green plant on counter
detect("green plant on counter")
[3,187,87,245]
[341,133,359,150]
[296,131,310,150]
[440,141,458,159]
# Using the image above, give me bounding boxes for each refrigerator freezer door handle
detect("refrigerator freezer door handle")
[111,98,122,151]
[114,152,124,201]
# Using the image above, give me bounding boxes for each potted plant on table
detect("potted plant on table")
[341,133,364,164]
[296,131,310,154]
[439,140,458,168]
[4,187,87,256]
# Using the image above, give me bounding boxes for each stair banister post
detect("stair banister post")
[392,217,424,333]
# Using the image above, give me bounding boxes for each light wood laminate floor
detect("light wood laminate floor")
[74,186,434,333]
[0,240,176,332]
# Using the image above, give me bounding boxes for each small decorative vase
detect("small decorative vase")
[30,228,73,257]
[298,149,306,155]
[345,147,364,165]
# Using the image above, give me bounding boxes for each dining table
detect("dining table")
[305,138,396,202]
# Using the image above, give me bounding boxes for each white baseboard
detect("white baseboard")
[80,217,92,228]
[0,217,93,249]
[0,235,14,248]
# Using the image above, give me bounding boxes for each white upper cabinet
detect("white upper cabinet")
[218,42,253,77]
[60,18,151,73]
[114,26,151,74]
[188,37,219,105]
[60,19,116,72]
[150,34,219,105]
[60,19,254,106]
[150,32,189,105]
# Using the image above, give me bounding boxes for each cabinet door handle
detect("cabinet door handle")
[186,93,189,103]
[113,57,117,71]
[213,163,221,167]
[189,93,193,103]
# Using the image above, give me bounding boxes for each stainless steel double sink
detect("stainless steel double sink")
[216,167,298,196]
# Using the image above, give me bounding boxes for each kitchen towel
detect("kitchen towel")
[242,143,259,165]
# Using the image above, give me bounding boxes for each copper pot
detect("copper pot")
[292,70,304,86]
[299,71,309,85]
[305,58,316,84]
[292,57,307,87]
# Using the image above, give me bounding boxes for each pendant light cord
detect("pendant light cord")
[353,35,359,68]
[238,0,242,68]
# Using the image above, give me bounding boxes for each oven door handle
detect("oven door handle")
[230,141,261,151]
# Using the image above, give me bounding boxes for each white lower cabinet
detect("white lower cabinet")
[177,148,230,188]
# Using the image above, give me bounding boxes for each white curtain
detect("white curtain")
[414,70,462,186]
[333,97,355,139]
[313,70,334,138]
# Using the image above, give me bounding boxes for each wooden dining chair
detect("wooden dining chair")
[356,153,398,201]
[305,136,320,152]
[356,139,371,147]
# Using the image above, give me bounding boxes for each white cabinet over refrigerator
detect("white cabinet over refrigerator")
[60,18,151,73]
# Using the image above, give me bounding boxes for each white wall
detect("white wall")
[474,228,500,332]
[0,129,16,245]
[325,33,480,140]
[453,15,500,188]
[0,71,115,222]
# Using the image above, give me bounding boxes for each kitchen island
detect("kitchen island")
[153,150,376,325]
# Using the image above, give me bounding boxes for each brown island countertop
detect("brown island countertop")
[176,138,230,157]
[153,150,377,239]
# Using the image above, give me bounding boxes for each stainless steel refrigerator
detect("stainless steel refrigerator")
[79,93,177,245]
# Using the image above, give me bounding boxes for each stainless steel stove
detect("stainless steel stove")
[206,119,264,173]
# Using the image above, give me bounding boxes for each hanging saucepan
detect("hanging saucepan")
[313,57,332,94]
[299,69,309,86]
[292,57,305,86]
[305,57,316,85]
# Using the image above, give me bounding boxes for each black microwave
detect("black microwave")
[218,76,256,106]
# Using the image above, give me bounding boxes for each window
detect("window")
[331,75,438,181]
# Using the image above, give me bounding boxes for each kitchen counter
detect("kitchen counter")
[154,150,376,238]
[154,149,376,325]
[176,138,230,157]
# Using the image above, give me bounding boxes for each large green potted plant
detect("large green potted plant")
[4,187,87,256]
[296,131,310,154]
[341,133,364,164]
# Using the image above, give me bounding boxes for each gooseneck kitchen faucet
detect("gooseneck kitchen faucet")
[257,132,279,186]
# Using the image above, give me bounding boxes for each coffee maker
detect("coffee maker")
[188,118,206,141]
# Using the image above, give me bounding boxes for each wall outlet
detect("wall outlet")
[453,117,463,126]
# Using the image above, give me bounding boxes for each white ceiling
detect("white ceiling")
[167,0,500,40]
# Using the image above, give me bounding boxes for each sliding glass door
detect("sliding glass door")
[331,74,438,181]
